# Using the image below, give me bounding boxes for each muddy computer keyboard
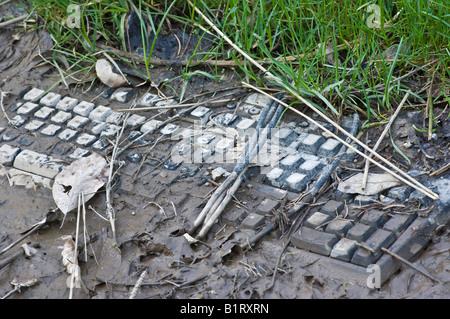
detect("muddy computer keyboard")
[0,86,448,286]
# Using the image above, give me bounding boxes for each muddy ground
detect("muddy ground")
[0,4,449,300]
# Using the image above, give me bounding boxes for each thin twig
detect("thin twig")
[116,104,198,158]
[267,203,314,290]
[0,14,28,28]
[95,42,297,69]
[0,243,39,271]
[362,59,439,93]
[88,205,109,222]
[69,193,82,299]
[0,210,58,257]
[129,269,147,299]
[0,90,16,128]
[361,92,409,190]
[105,107,132,240]
[143,201,167,217]
[165,279,181,287]
[0,249,22,271]
[177,274,209,288]
[192,96,284,238]
[82,192,88,263]
[426,70,436,141]
[130,134,164,184]
[1,278,39,299]
[170,201,178,217]
[355,241,376,254]
[1,286,20,299]
[243,83,439,201]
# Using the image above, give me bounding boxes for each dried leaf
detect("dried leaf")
[52,153,108,216]
[337,172,402,196]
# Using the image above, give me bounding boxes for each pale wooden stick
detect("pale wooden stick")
[70,193,82,299]
[0,14,27,28]
[361,92,409,190]
[243,83,439,200]
[266,89,438,199]
[430,162,450,177]
[96,42,300,69]
[188,1,267,74]
[129,269,147,299]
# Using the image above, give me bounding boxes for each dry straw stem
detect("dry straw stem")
[189,1,438,201]
[116,103,199,158]
[361,92,410,190]
[192,169,237,232]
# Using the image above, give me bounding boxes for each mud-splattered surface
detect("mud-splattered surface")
[0,5,448,300]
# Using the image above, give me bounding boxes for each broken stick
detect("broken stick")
[243,83,439,201]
